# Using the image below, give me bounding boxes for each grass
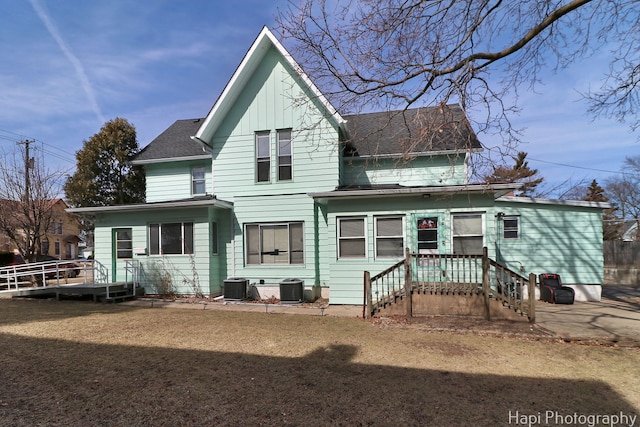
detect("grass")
[0,298,638,426]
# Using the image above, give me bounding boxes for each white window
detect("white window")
[115,228,133,259]
[452,213,484,255]
[277,129,292,181]
[245,222,304,265]
[50,222,63,235]
[375,216,404,258]
[503,216,520,239]
[149,222,194,255]
[192,166,206,195]
[256,132,270,182]
[338,217,366,258]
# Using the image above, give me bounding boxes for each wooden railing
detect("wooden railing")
[489,259,535,321]
[363,259,406,319]
[364,248,536,322]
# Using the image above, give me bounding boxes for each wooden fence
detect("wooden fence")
[604,241,640,267]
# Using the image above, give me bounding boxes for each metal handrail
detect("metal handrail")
[1,259,83,290]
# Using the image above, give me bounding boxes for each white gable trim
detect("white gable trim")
[497,195,611,209]
[194,26,344,143]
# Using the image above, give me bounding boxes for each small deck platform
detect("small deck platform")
[0,282,139,302]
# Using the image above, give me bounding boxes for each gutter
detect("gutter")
[308,183,522,200]
[66,198,234,214]
[131,153,211,165]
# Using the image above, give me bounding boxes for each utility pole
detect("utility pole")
[17,139,34,261]
[17,139,34,203]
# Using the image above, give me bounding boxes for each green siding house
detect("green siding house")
[69,27,608,304]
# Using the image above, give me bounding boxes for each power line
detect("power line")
[527,156,622,175]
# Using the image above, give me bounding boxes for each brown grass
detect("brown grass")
[0,299,638,426]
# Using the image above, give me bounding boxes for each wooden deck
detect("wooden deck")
[0,282,140,302]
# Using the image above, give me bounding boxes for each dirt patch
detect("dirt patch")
[371,314,553,337]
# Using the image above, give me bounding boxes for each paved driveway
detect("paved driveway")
[535,285,640,345]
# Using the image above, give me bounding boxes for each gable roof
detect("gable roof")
[132,118,211,164]
[193,26,345,146]
[342,104,482,157]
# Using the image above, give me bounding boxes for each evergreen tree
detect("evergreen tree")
[584,179,621,240]
[483,152,543,196]
[64,118,145,208]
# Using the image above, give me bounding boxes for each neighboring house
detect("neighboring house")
[68,27,608,303]
[41,199,82,259]
[0,198,82,260]
[622,220,639,242]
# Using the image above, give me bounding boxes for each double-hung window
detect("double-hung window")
[245,222,304,265]
[192,166,206,195]
[277,129,292,181]
[149,222,194,255]
[375,216,404,258]
[338,217,366,258]
[452,213,484,255]
[503,216,520,239]
[256,132,270,182]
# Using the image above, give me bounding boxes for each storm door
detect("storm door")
[112,228,132,282]
[415,217,443,283]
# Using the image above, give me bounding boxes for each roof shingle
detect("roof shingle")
[133,118,210,163]
[342,104,481,157]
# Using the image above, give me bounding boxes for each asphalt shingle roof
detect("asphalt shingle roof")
[133,118,209,162]
[341,104,481,157]
[134,105,481,163]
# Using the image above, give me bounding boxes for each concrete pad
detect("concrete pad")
[535,286,640,345]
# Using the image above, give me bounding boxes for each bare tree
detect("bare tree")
[605,155,640,239]
[277,0,639,148]
[0,143,65,262]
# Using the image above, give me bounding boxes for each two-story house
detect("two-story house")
[69,27,608,304]
[1,198,81,260]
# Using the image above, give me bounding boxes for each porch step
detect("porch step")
[99,288,135,303]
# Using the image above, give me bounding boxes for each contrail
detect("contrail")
[28,0,106,125]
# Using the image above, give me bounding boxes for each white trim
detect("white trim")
[337,216,367,259]
[344,148,483,160]
[502,216,520,240]
[194,27,345,144]
[374,215,405,259]
[191,165,206,196]
[451,212,485,255]
[66,198,233,214]
[310,183,522,200]
[130,154,211,165]
[244,221,305,266]
[277,129,293,181]
[148,222,194,256]
[497,195,612,209]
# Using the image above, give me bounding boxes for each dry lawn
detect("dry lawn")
[0,298,638,427]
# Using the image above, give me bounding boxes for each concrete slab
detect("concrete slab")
[535,285,640,345]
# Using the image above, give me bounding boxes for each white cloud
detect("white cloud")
[27,0,105,125]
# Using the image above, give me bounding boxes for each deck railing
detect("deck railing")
[363,259,406,319]
[1,259,89,290]
[412,253,483,295]
[364,248,536,322]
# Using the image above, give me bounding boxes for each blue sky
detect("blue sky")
[0,0,637,197]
